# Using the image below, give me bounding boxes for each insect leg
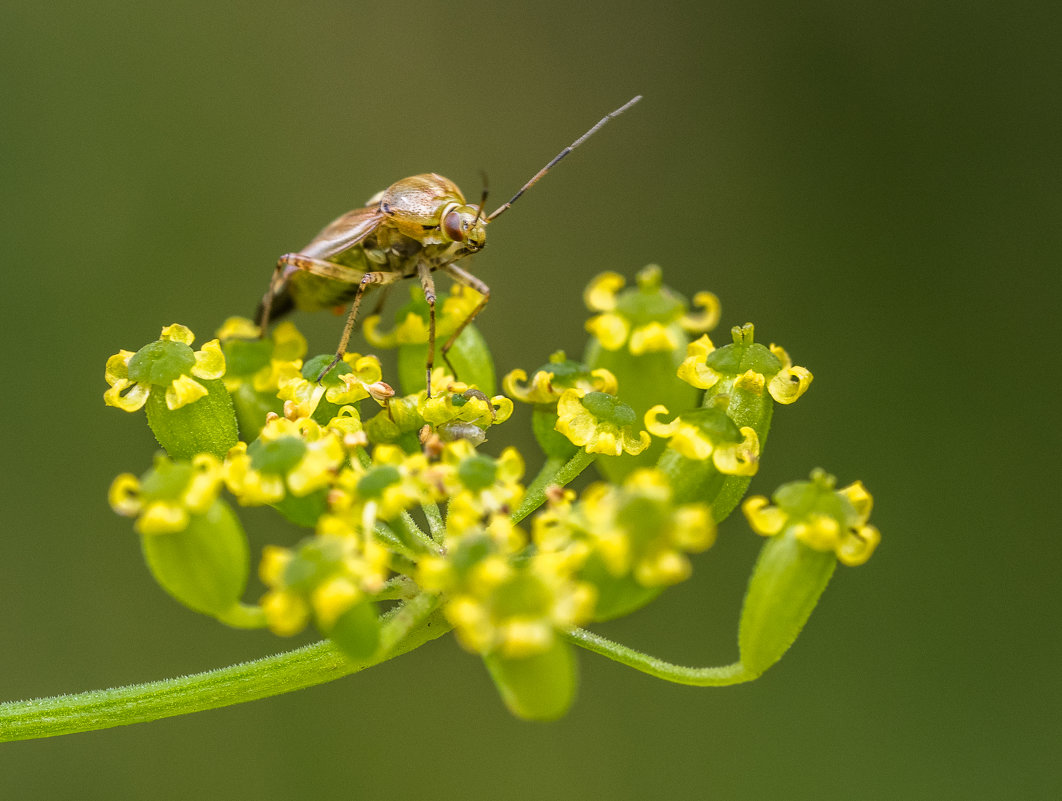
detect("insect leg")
[317,269,405,382]
[441,263,491,379]
[416,263,438,397]
[256,260,293,332]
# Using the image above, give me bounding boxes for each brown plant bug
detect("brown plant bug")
[257,96,642,396]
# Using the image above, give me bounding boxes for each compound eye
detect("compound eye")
[442,210,465,242]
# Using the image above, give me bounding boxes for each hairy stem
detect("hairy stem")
[564,627,760,686]
[0,593,450,743]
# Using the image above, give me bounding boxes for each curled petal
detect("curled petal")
[622,430,651,456]
[108,474,142,516]
[681,291,721,333]
[104,379,151,412]
[589,368,618,394]
[837,525,881,566]
[644,405,681,438]
[742,496,787,536]
[491,396,514,424]
[711,426,760,476]
[768,366,813,404]
[583,271,625,312]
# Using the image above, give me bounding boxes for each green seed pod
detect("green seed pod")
[483,638,578,721]
[104,325,238,460]
[141,498,251,621]
[738,471,879,675]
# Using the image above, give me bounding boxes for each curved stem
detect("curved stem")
[0,593,450,743]
[512,449,597,524]
[564,627,761,686]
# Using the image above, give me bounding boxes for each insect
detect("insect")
[256,95,642,397]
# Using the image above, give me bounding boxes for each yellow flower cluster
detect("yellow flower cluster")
[743,474,880,566]
[534,469,716,588]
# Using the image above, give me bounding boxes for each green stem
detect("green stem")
[0,593,450,743]
[512,449,597,524]
[564,628,761,686]
[422,501,445,541]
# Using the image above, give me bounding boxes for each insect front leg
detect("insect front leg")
[317,269,405,382]
[416,262,439,398]
[441,263,491,379]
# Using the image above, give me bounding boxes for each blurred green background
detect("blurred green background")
[2,1,1059,798]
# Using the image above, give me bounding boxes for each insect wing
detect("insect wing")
[300,205,386,260]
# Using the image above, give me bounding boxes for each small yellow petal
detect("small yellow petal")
[583,271,625,312]
[711,426,760,476]
[217,316,261,340]
[681,291,721,333]
[585,313,630,350]
[160,324,195,345]
[734,369,766,395]
[165,374,209,410]
[837,525,881,566]
[768,366,813,404]
[191,339,226,380]
[312,576,362,630]
[104,380,151,412]
[629,321,680,354]
[108,474,142,516]
[742,496,787,536]
[137,501,189,535]
[104,350,134,384]
[644,405,680,437]
[838,480,874,522]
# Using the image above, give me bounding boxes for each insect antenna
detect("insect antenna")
[472,172,489,227]
[487,95,642,221]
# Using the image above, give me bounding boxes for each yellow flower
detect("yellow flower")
[364,283,485,347]
[418,373,514,429]
[223,417,346,505]
[440,552,596,658]
[503,351,618,406]
[429,440,526,538]
[325,444,435,534]
[216,317,307,393]
[277,353,389,419]
[257,535,389,637]
[108,453,224,535]
[532,469,716,589]
[583,266,720,355]
[742,470,880,566]
[104,324,226,412]
[554,389,650,456]
[644,404,760,476]
[677,325,813,405]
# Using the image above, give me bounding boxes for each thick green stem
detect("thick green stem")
[564,628,761,686]
[0,593,450,743]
